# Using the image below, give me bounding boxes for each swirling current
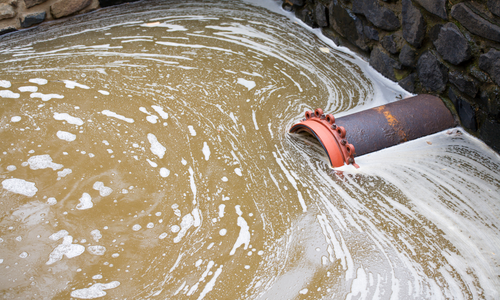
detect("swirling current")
[1,0,499,299]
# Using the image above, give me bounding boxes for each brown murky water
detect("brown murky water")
[1,1,500,299]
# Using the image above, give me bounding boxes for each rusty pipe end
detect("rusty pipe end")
[289,109,358,168]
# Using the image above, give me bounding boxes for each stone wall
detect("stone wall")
[0,0,138,35]
[284,0,500,152]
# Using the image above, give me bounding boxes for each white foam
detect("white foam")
[252,110,259,130]
[174,213,194,243]
[63,80,90,89]
[92,274,103,280]
[53,112,84,125]
[57,168,72,178]
[345,267,369,299]
[93,181,113,197]
[76,193,93,210]
[71,281,120,299]
[6,165,16,171]
[46,235,85,265]
[101,110,134,123]
[188,167,197,204]
[147,133,166,159]
[26,155,63,170]
[188,125,197,136]
[146,159,158,167]
[0,80,11,88]
[219,229,227,236]
[196,265,223,300]
[235,168,242,176]
[49,230,69,241]
[218,204,225,218]
[151,105,168,119]
[98,90,110,95]
[56,131,76,142]
[160,168,170,178]
[0,90,20,98]
[3,178,38,197]
[87,245,106,255]
[29,78,48,85]
[159,232,168,239]
[11,116,21,122]
[132,224,142,231]
[146,115,158,124]
[47,197,57,205]
[171,225,180,233]
[91,229,102,242]
[142,22,187,31]
[30,92,64,101]
[229,205,251,255]
[237,78,256,90]
[192,208,201,227]
[202,142,210,161]
[18,86,37,92]
[222,177,228,182]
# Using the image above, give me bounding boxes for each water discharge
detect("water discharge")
[1,0,500,299]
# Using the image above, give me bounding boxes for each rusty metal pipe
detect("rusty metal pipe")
[289,94,457,168]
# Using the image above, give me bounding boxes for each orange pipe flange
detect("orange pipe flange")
[289,109,359,168]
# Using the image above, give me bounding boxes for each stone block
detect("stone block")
[414,0,447,20]
[369,47,401,81]
[381,35,396,54]
[488,0,500,18]
[448,87,458,108]
[296,7,315,27]
[480,120,500,152]
[3,0,18,7]
[352,0,400,31]
[479,87,500,119]
[282,2,293,12]
[479,49,500,87]
[457,97,477,131]
[20,11,45,28]
[470,65,491,83]
[289,0,304,6]
[399,44,415,67]
[381,35,398,54]
[451,3,500,43]
[329,1,368,51]
[0,25,16,36]
[417,51,448,93]
[433,23,471,65]
[0,3,16,21]
[429,24,443,42]
[51,0,92,19]
[449,71,478,98]
[315,3,328,27]
[24,0,48,9]
[363,25,378,41]
[398,73,416,93]
[402,0,426,48]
